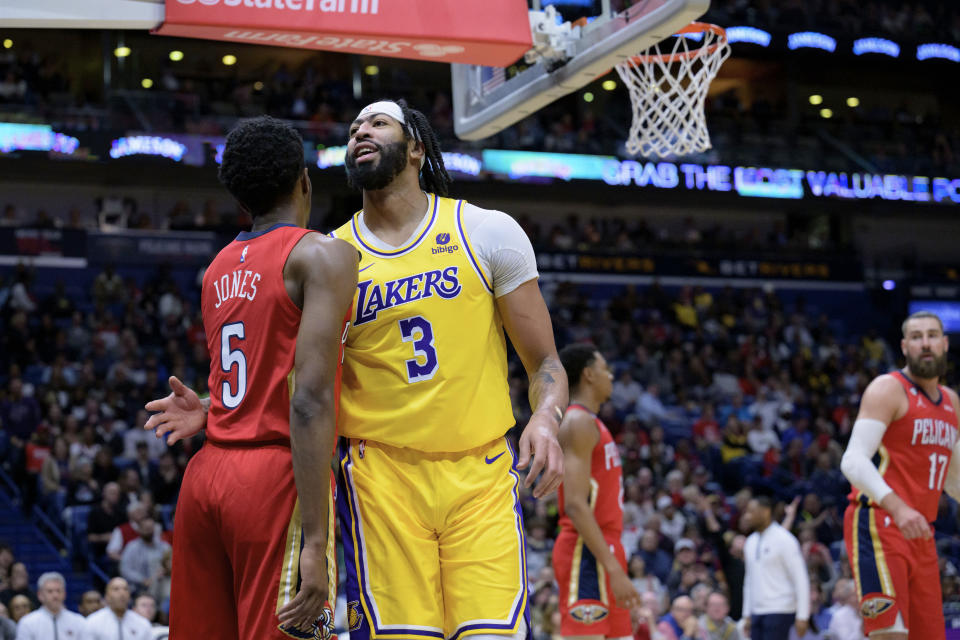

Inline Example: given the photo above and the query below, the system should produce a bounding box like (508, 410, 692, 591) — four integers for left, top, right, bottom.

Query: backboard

(452, 0, 710, 141)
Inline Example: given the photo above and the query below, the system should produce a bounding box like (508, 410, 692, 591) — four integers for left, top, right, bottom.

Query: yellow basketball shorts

(336, 436, 529, 640)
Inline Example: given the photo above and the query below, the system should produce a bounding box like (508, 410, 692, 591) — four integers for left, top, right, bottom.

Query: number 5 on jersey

(221, 322, 247, 408)
(398, 316, 438, 383)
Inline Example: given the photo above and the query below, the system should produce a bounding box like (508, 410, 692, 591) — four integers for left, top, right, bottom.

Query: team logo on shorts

(861, 596, 895, 619)
(348, 601, 364, 631)
(570, 603, 608, 624)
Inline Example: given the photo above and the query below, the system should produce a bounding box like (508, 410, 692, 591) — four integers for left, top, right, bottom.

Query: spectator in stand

(78, 590, 104, 616)
(825, 579, 861, 640)
(657, 595, 700, 640)
(0, 563, 37, 609)
(92, 264, 124, 306)
(131, 442, 158, 491)
(629, 555, 666, 606)
(65, 457, 100, 507)
(611, 369, 643, 415)
(117, 468, 142, 508)
(660, 497, 687, 544)
(700, 591, 741, 640)
(13, 572, 87, 639)
(746, 416, 779, 456)
(38, 436, 69, 520)
(807, 582, 832, 636)
(87, 482, 124, 562)
(692, 405, 721, 446)
(85, 577, 153, 640)
(1, 378, 40, 471)
(119, 515, 171, 595)
(6, 595, 31, 624)
(639, 528, 673, 584)
(0, 602, 14, 640)
(636, 383, 669, 425)
(667, 538, 698, 597)
(149, 550, 172, 622)
(742, 496, 810, 640)
(106, 500, 159, 563)
(0, 545, 13, 591)
(133, 594, 157, 624)
(634, 590, 663, 640)
(124, 410, 167, 461)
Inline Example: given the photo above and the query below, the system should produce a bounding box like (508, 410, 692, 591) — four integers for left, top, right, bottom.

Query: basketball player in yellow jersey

(144, 99, 567, 640)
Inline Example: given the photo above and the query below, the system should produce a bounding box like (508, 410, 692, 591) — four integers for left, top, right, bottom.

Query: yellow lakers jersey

(332, 193, 515, 452)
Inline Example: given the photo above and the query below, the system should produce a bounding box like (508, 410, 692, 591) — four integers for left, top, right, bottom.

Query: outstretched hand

(144, 376, 206, 446)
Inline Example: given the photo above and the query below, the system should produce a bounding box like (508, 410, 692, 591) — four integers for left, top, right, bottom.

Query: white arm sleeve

(840, 418, 895, 504)
(459, 203, 539, 298)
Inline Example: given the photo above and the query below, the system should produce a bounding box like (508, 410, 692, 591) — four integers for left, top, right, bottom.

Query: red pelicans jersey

(849, 370, 959, 521)
(558, 404, 624, 536)
(202, 223, 341, 445)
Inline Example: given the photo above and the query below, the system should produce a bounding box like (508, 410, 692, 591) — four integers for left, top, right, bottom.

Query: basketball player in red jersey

(554, 344, 640, 637)
(840, 311, 959, 640)
(144, 116, 357, 639)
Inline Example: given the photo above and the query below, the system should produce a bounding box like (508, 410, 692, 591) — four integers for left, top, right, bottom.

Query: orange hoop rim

(626, 22, 727, 65)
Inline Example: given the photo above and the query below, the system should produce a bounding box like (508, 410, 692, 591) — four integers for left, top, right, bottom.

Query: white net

(614, 24, 730, 158)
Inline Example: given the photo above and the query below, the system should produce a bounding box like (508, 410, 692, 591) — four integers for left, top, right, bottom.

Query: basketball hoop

(614, 22, 730, 158)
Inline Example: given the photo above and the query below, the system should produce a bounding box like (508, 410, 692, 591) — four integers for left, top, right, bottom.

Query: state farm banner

(156, 0, 532, 66)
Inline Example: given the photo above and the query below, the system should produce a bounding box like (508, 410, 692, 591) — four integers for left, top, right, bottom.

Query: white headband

(355, 100, 424, 168)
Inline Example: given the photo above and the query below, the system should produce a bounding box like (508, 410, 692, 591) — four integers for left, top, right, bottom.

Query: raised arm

(277, 235, 357, 632)
(497, 279, 567, 498)
(559, 409, 640, 609)
(840, 374, 929, 539)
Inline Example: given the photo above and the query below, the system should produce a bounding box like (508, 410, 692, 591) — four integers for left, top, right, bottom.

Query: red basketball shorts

(553, 529, 632, 637)
(844, 501, 943, 639)
(169, 443, 336, 640)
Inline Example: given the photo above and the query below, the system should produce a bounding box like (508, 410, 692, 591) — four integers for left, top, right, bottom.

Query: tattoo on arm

(528, 356, 564, 413)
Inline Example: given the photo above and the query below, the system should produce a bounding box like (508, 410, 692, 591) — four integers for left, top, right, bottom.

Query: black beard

(345, 140, 409, 191)
(906, 351, 948, 379)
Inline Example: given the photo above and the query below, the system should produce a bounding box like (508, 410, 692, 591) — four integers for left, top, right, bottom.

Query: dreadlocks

(396, 98, 452, 197)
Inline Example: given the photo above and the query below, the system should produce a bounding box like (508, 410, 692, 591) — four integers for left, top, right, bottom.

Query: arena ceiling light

(141, 78, 153, 89)
(583, 92, 594, 103)
(2, 39, 12, 49)
(917, 43, 960, 62)
(787, 32, 836, 52)
(169, 50, 184, 62)
(602, 80, 617, 91)
(222, 54, 237, 66)
(846, 97, 860, 108)
(364, 65, 379, 76)
(853, 37, 899, 57)
(114, 46, 131, 58)
(725, 26, 771, 47)
(808, 95, 823, 106)
(820, 108, 833, 119)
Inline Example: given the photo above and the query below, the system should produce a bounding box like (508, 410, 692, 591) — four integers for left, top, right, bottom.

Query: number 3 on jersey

(220, 322, 247, 408)
(398, 316, 438, 383)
